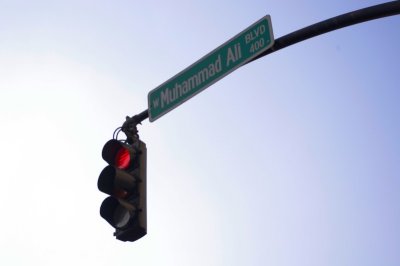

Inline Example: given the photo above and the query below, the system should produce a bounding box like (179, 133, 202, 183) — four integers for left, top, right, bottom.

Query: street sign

(148, 15, 274, 122)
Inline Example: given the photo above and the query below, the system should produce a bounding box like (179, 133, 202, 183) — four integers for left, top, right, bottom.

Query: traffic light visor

(100, 197, 136, 229)
(102, 139, 135, 170)
(98, 165, 137, 198)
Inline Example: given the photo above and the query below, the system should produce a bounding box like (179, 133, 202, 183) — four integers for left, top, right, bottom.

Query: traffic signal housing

(98, 139, 147, 242)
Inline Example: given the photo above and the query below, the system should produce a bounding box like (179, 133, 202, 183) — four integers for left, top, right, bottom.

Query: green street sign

(148, 15, 274, 122)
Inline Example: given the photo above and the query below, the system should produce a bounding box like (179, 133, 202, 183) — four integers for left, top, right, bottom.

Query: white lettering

(152, 97, 160, 108)
(161, 88, 170, 108)
(226, 47, 236, 66)
(245, 25, 266, 44)
(158, 54, 223, 108)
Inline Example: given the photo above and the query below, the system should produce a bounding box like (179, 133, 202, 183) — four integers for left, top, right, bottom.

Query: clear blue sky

(0, 1, 399, 265)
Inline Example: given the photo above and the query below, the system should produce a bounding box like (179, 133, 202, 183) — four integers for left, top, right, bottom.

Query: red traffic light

(115, 147, 130, 169)
(102, 139, 137, 170)
(98, 138, 147, 242)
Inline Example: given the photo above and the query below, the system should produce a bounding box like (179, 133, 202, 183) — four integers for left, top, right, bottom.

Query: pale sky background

(0, 1, 399, 265)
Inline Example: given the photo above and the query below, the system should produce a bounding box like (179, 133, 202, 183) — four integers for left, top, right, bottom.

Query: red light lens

(115, 147, 131, 169)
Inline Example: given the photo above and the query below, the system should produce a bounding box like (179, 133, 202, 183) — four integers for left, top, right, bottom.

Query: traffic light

(98, 138, 147, 242)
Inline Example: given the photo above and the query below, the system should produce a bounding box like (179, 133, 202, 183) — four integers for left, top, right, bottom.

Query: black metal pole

(250, 1, 400, 62)
(135, 109, 149, 123)
(133, 1, 400, 124)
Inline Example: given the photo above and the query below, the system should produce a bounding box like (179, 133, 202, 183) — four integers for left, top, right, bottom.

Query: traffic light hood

(102, 139, 137, 170)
